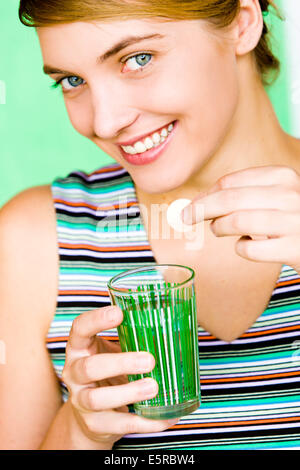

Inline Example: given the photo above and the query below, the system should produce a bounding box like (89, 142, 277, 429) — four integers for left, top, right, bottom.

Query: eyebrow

(43, 33, 165, 75)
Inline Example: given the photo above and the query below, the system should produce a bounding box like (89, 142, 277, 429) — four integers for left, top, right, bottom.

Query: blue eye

(51, 53, 152, 93)
(60, 76, 85, 90)
(52, 75, 86, 91)
(125, 53, 152, 71)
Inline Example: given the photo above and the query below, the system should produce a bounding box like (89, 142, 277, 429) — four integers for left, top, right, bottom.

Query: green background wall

(0, 0, 289, 208)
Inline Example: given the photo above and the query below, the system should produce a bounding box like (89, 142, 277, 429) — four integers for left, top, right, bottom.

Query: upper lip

(116, 121, 175, 147)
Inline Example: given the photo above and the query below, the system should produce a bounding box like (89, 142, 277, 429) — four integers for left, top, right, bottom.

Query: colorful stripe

(48, 163, 300, 449)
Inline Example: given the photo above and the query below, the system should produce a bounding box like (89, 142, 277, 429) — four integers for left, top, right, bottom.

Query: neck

(188, 72, 286, 191)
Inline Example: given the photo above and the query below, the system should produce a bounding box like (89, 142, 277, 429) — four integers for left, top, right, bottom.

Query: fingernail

(139, 378, 157, 394)
(181, 204, 193, 225)
(137, 353, 154, 372)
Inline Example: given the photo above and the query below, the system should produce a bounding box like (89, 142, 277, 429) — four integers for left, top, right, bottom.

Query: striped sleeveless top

(48, 163, 300, 450)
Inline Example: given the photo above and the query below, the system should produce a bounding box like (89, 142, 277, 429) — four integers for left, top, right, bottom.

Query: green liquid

(116, 284, 201, 419)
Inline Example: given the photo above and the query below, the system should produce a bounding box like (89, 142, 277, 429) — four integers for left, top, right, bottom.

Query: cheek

(147, 44, 239, 132)
(188, 49, 239, 143)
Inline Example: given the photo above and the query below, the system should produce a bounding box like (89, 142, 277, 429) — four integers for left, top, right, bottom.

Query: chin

(131, 163, 193, 195)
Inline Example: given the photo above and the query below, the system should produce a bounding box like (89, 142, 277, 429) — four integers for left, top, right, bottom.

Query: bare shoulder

(1, 184, 56, 225)
(0, 184, 58, 334)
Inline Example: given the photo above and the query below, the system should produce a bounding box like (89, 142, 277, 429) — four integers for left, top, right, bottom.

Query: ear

(235, 0, 264, 56)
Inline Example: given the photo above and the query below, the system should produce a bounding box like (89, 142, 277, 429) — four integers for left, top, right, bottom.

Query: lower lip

(119, 121, 177, 166)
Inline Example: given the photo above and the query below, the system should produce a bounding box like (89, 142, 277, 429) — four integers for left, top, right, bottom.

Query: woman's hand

(182, 165, 300, 274)
(62, 306, 178, 450)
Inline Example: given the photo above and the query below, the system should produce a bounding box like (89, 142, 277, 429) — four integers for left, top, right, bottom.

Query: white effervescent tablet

(166, 198, 193, 233)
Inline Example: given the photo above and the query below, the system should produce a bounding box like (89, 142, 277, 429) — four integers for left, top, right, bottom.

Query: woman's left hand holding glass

(182, 165, 300, 274)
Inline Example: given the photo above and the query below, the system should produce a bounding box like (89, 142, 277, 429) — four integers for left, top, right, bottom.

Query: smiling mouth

(118, 121, 176, 156)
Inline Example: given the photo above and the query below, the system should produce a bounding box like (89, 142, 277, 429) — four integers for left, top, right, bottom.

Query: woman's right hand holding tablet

(62, 306, 178, 449)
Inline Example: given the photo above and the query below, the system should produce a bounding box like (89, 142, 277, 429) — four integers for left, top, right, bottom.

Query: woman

(0, 0, 300, 450)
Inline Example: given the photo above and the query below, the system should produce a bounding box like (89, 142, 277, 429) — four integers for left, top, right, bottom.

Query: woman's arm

(0, 185, 62, 449)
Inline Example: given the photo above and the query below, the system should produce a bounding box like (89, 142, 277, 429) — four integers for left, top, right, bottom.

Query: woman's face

(38, 18, 240, 194)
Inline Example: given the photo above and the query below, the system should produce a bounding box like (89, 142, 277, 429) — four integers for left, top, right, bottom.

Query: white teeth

(134, 141, 147, 153)
(121, 122, 175, 155)
(123, 145, 136, 155)
(151, 132, 161, 144)
(144, 137, 154, 149)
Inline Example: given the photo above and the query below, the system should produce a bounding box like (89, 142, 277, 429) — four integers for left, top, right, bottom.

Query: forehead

(38, 18, 180, 46)
(37, 18, 207, 70)
(36, 17, 209, 52)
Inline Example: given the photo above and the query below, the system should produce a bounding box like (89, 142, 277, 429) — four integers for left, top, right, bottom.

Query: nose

(91, 78, 138, 140)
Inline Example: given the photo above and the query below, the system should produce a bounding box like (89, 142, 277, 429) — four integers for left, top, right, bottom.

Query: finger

(210, 210, 300, 238)
(68, 306, 123, 350)
(183, 185, 300, 224)
(207, 165, 300, 192)
(77, 378, 159, 411)
(83, 409, 179, 436)
(71, 351, 155, 385)
(235, 235, 300, 265)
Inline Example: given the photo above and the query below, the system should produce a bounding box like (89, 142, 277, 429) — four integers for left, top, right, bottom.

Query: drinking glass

(107, 264, 201, 420)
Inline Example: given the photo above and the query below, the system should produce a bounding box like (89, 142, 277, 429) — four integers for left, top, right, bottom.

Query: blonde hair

(19, 0, 280, 85)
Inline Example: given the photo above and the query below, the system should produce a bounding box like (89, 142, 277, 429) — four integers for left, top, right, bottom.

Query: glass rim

(107, 263, 195, 296)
